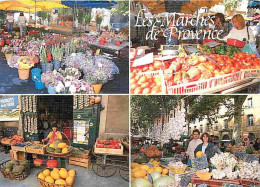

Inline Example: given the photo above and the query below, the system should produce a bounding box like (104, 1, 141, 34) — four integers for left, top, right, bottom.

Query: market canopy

(134, 0, 223, 14)
(0, 0, 69, 13)
(60, 0, 117, 8)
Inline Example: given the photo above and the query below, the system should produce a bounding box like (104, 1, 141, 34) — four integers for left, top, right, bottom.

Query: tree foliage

(111, 0, 129, 15)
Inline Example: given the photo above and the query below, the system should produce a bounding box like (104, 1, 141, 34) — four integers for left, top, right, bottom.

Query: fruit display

(141, 145, 161, 158)
(130, 72, 165, 94)
(196, 168, 212, 181)
(131, 160, 169, 185)
(0, 160, 30, 180)
(96, 139, 121, 149)
(1, 135, 24, 145)
(130, 49, 260, 94)
(37, 168, 76, 187)
(46, 140, 73, 155)
(34, 159, 44, 167)
(168, 161, 187, 174)
(200, 43, 241, 57)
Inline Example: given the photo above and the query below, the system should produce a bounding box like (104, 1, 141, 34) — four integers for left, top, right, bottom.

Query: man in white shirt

(6, 12, 14, 34)
(185, 129, 202, 166)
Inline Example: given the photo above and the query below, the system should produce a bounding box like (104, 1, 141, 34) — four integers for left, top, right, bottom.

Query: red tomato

(135, 74, 141, 81)
(141, 82, 150, 89)
(251, 54, 257, 58)
(142, 88, 151, 94)
(130, 72, 135, 79)
(130, 83, 138, 90)
(139, 76, 147, 83)
(130, 78, 137, 84)
(223, 67, 231, 74)
(153, 61, 161, 70)
(206, 62, 216, 71)
(142, 66, 149, 72)
(134, 87, 143, 94)
(151, 86, 161, 94)
(199, 56, 207, 63)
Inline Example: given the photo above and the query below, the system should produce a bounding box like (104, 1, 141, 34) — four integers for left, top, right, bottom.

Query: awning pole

(35, 0, 36, 26)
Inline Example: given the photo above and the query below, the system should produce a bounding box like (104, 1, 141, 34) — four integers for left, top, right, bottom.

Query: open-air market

(0, 0, 129, 94)
(130, 0, 260, 94)
(131, 95, 260, 187)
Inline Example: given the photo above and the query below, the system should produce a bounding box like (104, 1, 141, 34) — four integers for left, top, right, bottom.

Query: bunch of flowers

(45, 40, 58, 52)
(1, 45, 14, 54)
(84, 68, 112, 84)
(41, 70, 64, 87)
(7, 55, 20, 68)
(55, 79, 94, 94)
(58, 68, 81, 81)
(26, 40, 42, 56)
(63, 53, 86, 69)
(17, 56, 34, 70)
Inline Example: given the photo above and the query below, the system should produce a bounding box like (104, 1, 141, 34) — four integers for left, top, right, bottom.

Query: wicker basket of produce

(37, 167, 76, 187)
(168, 165, 187, 174)
(0, 160, 30, 180)
(46, 133, 73, 158)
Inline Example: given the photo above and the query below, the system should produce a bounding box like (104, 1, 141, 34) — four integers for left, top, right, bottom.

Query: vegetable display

(96, 140, 121, 149)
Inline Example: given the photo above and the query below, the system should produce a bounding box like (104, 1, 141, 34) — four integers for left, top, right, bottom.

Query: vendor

(223, 14, 255, 43)
(29, 16, 34, 25)
(6, 12, 14, 34)
(194, 133, 215, 160)
(185, 129, 203, 166)
(165, 22, 179, 45)
(42, 124, 62, 144)
(18, 12, 27, 37)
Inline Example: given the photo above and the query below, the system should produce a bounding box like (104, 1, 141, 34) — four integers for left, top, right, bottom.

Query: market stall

(130, 0, 260, 94)
(0, 95, 129, 187)
(0, 0, 129, 94)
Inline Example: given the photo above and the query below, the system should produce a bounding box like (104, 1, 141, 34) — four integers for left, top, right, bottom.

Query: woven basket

(46, 132, 73, 158)
(0, 160, 30, 180)
(168, 165, 187, 174)
(37, 168, 76, 187)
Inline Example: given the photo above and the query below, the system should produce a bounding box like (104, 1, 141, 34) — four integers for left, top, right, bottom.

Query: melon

(153, 176, 175, 187)
(131, 178, 152, 187)
(162, 168, 168, 175)
(68, 170, 75, 177)
(59, 168, 68, 179)
(154, 167, 163, 173)
(45, 176, 54, 184)
(55, 179, 67, 185)
(133, 170, 146, 178)
(151, 172, 161, 182)
(42, 169, 50, 176)
(140, 165, 150, 171)
(54, 140, 62, 149)
(65, 176, 74, 185)
(57, 143, 67, 149)
(38, 173, 45, 180)
(196, 151, 204, 158)
(51, 170, 60, 180)
(147, 167, 155, 175)
(49, 143, 55, 149)
(62, 147, 68, 153)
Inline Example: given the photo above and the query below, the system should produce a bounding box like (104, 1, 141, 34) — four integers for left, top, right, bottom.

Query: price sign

(191, 156, 208, 170)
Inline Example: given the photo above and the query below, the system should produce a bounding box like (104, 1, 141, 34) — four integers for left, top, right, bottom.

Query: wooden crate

(11, 145, 26, 152)
(94, 142, 123, 155)
(191, 176, 240, 187)
(72, 150, 90, 159)
(26, 146, 46, 155)
(69, 157, 90, 168)
(239, 179, 260, 187)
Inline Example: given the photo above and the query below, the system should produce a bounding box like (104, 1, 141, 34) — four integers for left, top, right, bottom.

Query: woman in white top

(18, 12, 27, 37)
(6, 12, 14, 34)
(223, 14, 255, 43)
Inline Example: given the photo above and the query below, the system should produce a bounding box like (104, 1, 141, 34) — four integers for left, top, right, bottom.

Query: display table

(191, 176, 240, 186)
(50, 25, 73, 35)
(88, 41, 129, 57)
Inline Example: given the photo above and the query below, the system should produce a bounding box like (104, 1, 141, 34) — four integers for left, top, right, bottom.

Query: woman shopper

(223, 14, 255, 43)
(6, 12, 14, 34)
(18, 12, 27, 37)
(194, 133, 215, 160)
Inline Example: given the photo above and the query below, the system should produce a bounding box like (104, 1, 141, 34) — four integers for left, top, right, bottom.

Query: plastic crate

(167, 71, 243, 94)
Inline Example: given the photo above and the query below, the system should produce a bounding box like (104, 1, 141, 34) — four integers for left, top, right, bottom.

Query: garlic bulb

(210, 153, 230, 170)
(238, 161, 260, 180)
(212, 169, 226, 179)
(169, 161, 186, 167)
